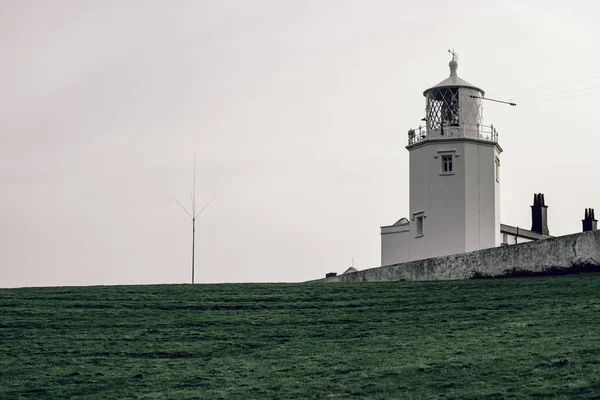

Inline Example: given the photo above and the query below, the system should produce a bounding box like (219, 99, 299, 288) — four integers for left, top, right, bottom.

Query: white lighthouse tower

(381, 54, 502, 265)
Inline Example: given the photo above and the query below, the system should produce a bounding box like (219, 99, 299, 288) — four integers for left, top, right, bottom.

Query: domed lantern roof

(423, 58, 485, 97)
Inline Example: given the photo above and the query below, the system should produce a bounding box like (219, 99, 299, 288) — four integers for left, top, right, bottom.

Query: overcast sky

(2, 0, 600, 288)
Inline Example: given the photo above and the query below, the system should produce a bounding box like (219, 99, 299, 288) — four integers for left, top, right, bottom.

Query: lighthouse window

(416, 215, 424, 237)
(426, 87, 460, 131)
(495, 157, 500, 183)
(442, 90, 460, 127)
(442, 154, 453, 173)
(413, 212, 425, 238)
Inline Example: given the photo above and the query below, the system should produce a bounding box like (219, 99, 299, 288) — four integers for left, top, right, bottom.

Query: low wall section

(318, 230, 600, 282)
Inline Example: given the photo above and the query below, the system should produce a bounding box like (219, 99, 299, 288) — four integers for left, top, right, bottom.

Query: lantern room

(408, 57, 498, 145)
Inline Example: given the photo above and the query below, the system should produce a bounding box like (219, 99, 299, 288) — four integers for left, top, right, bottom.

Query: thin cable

(172, 197, 193, 219)
(518, 85, 600, 101)
(490, 75, 600, 96)
(195, 196, 216, 219)
(520, 90, 600, 105)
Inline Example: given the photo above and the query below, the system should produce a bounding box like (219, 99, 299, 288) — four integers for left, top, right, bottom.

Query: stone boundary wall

(316, 230, 600, 283)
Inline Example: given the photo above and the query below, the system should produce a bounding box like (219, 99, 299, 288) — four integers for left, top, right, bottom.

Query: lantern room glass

(426, 87, 460, 131)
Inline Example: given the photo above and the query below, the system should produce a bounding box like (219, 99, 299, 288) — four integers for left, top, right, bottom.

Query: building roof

(342, 267, 359, 274)
(423, 59, 484, 96)
(380, 217, 411, 230)
(393, 217, 409, 226)
(500, 224, 553, 241)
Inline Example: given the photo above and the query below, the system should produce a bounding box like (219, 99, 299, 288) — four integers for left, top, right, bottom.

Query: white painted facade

(502, 233, 534, 245)
(381, 219, 410, 266)
(500, 224, 545, 246)
(382, 57, 503, 265)
(407, 139, 501, 260)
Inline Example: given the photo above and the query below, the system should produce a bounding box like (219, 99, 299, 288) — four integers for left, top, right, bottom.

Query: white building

(381, 56, 551, 266)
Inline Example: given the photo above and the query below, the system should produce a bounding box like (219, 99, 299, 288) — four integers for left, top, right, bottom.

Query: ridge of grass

(2, 274, 600, 399)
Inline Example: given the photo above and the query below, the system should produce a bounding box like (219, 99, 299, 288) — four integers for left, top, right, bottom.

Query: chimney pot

(583, 208, 598, 232)
(531, 193, 549, 235)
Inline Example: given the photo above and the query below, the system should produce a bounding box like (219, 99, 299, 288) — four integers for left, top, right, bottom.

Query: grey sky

(2, 0, 599, 287)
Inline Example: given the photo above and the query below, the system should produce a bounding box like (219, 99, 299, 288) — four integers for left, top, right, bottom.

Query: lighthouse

(381, 54, 502, 265)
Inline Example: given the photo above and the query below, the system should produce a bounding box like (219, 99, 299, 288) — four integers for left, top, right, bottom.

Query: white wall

(328, 231, 600, 283)
(381, 225, 410, 266)
(407, 139, 501, 261)
(502, 232, 534, 245)
(409, 141, 466, 260)
(464, 141, 501, 252)
(494, 152, 502, 248)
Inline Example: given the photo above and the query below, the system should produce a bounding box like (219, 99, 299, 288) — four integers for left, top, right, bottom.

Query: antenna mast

(470, 95, 516, 106)
(172, 154, 216, 284)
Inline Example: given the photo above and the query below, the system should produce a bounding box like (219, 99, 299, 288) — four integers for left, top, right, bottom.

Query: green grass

(2, 275, 600, 399)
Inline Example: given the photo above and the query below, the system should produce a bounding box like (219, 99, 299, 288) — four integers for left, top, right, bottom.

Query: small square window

(442, 154, 453, 173)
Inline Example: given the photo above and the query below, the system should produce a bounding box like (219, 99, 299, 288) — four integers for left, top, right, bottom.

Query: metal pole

(469, 95, 516, 106)
(173, 156, 215, 285)
(192, 217, 196, 284)
(193, 154, 196, 284)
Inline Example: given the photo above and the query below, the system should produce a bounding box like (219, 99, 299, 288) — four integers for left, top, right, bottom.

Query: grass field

(2, 274, 600, 399)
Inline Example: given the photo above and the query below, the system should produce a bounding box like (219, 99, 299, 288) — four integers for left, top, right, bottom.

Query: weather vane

(448, 49, 459, 62)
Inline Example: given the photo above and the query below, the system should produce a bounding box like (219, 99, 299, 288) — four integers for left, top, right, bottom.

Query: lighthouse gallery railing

(407, 123, 499, 146)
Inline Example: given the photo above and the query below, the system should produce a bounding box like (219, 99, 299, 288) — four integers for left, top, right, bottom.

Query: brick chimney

(531, 193, 549, 235)
(582, 208, 598, 232)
